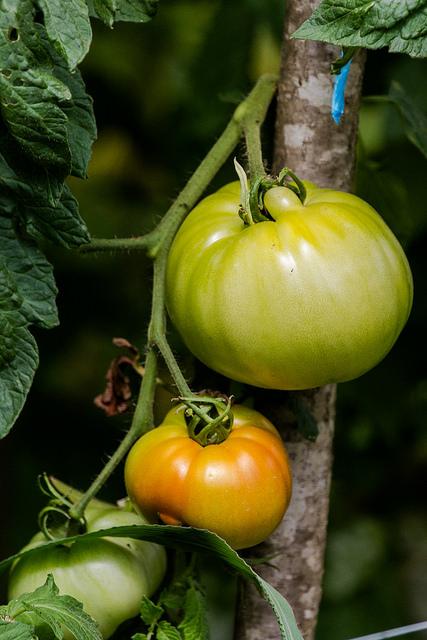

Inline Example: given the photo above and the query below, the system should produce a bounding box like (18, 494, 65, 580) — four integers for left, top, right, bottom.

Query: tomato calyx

(247, 168, 306, 223)
(235, 162, 306, 226)
(178, 395, 234, 446)
(37, 474, 86, 540)
(276, 167, 307, 204)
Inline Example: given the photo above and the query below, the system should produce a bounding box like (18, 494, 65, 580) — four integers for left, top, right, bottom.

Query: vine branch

(79, 74, 278, 257)
(68, 74, 278, 523)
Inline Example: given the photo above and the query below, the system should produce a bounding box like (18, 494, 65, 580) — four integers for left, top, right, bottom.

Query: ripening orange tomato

(125, 404, 292, 549)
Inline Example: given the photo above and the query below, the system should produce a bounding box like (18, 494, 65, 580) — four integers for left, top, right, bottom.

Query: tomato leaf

(37, 0, 92, 70)
(0, 3, 72, 174)
(178, 582, 208, 640)
(53, 64, 97, 180)
(389, 82, 427, 159)
(292, 0, 427, 58)
(26, 184, 90, 249)
(0, 71, 71, 172)
(0, 205, 52, 436)
(0, 0, 157, 437)
(138, 597, 164, 627)
(87, 0, 158, 24)
(114, 0, 158, 23)
(0, 526, 303, 640)
(4, 575, 102, 640)
(0, 328, 39, 439)
(0, 207, 58, 329)
(0, 620, 36, 640)
(90, 0, 117, 26)
(155, 621, 182, 640)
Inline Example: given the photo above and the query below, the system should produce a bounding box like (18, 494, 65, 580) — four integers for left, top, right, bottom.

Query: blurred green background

(1, 1, 426, 638)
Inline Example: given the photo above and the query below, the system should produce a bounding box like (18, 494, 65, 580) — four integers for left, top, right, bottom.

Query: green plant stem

(148, 240, 193, 396)
(69, 74, 278, 521)
(238, 74, 277, 181)
(245, 122, 266, 181)
(79, 235, 155, 254)
(79, 74, 278, 256)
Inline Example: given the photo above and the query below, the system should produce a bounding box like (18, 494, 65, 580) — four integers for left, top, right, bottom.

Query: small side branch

(79, 235, 155, 254)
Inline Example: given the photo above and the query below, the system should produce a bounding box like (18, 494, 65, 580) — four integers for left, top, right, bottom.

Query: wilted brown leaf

(94, 338, 143, 417)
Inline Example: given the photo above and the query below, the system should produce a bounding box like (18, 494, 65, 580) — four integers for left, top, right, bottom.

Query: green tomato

(8, 497, 166, 639)
(166, 181, 413, 390)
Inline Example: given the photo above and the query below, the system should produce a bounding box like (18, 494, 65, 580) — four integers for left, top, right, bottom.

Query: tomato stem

(245, 121, 266, 182)
(69, 75, 278, 520)
(79, 74, 278, 255)
(182, 396, 234, 446)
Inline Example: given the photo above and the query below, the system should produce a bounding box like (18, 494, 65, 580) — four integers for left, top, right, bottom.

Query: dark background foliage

(1, 1, 426, 638)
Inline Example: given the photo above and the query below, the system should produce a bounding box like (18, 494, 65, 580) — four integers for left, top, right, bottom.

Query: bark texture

(235, 2, 366, 639)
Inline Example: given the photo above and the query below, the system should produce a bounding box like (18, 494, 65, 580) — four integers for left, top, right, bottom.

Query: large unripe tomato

(125, 404, 292, 550)
(165, 181, 413, 390)
(8, 498, 167, 639)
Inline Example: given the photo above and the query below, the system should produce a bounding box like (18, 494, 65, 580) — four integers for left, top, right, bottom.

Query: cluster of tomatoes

(9, 178, 413, 637)
(126, 177, 412, 548)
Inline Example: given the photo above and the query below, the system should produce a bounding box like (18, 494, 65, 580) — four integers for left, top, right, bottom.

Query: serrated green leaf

(0, 205, 58, 329)
(389, 81, 427, 158)
(26, 24, 97, 179)
(55, 67, 96, 179)
(24, 593, 101, 640)
(27, 184, 90, 248)
(92, 0, 117, 27)
(0, 327, 38, 438)
(0, 620, 35, 640)
(139, 596, 164, 627)
(6, 574, 59, 620)
(9, 19, 97, 179)
(0, 7, 93, 232)
(178, 584, 208, 640)
(0, 262, 23, 368)
(0, 0, 95, 438)
(8, 575, 102, 640)
(132, 634, 148, 640)
(158, 592, 184, 613)
(0, 71, 71, 171)
(292, 0, 427, 58)
(115, 0, 158, 22)
(0, 4, 73, 174)
(0, 526, 303, 640)
(37, 0, 92, 70)
(87, 0, 158, 23)
(156, 621, 181, 640)
(0, 227, 48, 437)
(257, 577, 302, 640)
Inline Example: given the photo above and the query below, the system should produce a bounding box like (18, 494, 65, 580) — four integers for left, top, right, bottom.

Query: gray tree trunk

(235, 1, 366, 638)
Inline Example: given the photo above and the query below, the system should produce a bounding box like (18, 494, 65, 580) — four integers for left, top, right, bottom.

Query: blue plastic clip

(331, 59, 352, 125)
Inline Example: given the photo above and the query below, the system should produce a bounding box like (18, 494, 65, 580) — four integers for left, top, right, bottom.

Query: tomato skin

(125, 404, 292, 550)
(165, 181, 413, 390)
(8, 499, 167, 639)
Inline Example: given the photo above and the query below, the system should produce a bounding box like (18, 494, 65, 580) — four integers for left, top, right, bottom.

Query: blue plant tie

(331, 59, 352, 125)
